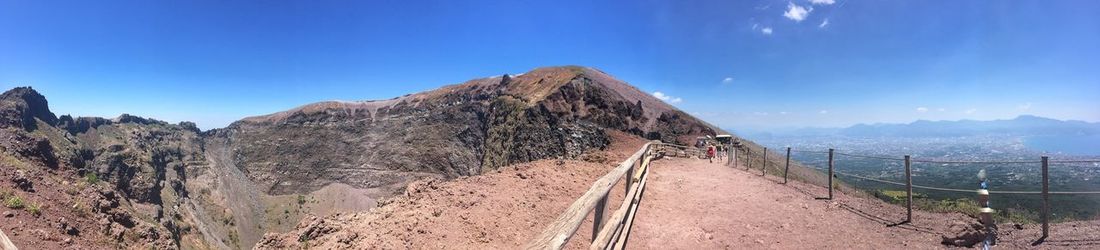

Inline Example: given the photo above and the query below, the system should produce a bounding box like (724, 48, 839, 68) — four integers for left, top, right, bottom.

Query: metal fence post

(905, 155, 912, 222)
(1042, 156, 1050, 239)
(828, 148, 834, 200)
(762, 147, 768, 176)
(784, 147, 791, 184)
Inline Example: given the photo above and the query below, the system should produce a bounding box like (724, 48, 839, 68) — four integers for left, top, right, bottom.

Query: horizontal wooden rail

(0, 229, 16, 250)
(527, 142, 654, 250)
(591, 154, 653, 249)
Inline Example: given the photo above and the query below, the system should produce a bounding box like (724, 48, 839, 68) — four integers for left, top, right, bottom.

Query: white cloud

(783, 2, 812, 22)
(753, 112, 769, 116)
(1018, 102, 1033, 111)
(652, 91, 683, 104)
(819, 110, 829, 114)
(937, 108, 946, 112)
(761, 27, 773, 35)
(819, 18, 829, 28)
(965, 108, 978, 114)
(810, 0, 836, 5)
(779, 111, 789, 115)
(916, 107, 928, 113)
(722, 77, 734, 84)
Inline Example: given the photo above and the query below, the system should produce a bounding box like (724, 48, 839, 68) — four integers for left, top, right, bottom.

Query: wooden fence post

(828, 148, 834, 200)
(748, 148, 756, 171)
(1041, 156, 1049, 239)
(732, 146, 738, 168)
(762, 147, 768, 176)
(626, 163, 634, 197)
(593, 195, 607, 243)
(784, 147, 791, 184)
(905, 155, 912, 222)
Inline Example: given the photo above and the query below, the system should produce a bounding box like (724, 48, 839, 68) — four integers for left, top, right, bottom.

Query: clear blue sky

(2, 0, 1098, 130)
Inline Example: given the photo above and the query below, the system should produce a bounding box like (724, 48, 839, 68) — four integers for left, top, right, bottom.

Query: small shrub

(84, 172, 99, 184)
(296, 195, 306, 206)
(0, 189, 11, 200)
(71, 200, 90, 217)
(5, 196, 25, 209)
(26, 202, 41, 216)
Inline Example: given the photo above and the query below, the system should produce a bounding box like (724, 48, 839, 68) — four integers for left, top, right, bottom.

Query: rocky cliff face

(0, 66, 720, 249)
(223, 66, 717, 196)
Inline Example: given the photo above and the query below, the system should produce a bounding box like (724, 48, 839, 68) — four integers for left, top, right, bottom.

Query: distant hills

(742, 115, 1100, 138)
(841, 115, 1100, 137)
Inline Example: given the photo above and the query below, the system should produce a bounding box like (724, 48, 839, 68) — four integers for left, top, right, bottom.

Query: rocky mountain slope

(0, 66, 721, 249)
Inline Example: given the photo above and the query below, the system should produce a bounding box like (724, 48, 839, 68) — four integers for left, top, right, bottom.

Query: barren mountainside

(0, 66, 721, 249)
(219, 66, 718, 195)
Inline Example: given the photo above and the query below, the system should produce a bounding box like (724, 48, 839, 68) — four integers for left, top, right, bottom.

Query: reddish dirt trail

(630, 157, 951, 249)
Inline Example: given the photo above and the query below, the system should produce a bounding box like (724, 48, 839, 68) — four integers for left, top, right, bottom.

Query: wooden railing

(528, 142, 677, 250)
(0, 229, 16, 250)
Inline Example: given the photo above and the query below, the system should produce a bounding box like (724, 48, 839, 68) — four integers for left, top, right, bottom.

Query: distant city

(738, 115, 1100, 221)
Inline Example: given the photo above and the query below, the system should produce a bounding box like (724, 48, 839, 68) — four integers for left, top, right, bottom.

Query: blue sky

(1, 0, 1098, 130)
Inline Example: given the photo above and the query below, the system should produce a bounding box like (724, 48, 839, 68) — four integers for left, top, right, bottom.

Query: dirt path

(630, 157, 955, 249)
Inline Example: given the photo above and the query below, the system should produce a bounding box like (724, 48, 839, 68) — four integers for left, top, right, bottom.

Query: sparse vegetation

(873, 189, 1038, 224)
(297, 194, 306, 206)
(27, 202, 41, 216)
(0, 189, 12, 200)
(5, 195, 25, 209)
(71, 198, 90, 217)
(1, 153, 31, 170)
(84, 172, 100, 184)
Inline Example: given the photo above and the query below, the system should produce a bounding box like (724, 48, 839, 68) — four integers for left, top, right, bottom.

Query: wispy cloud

(722, 77, 734, 84)
(818, 18, 829, 28)
(783, 2, 812, 22)
(761, 27, 773, 35)
(810, 0, 836, 5)
(819, 110, 829, 114)
(652, 91, 683, 104)
(965, 108, 978, 114)
(916, 107, 928, 113)
(779, 111, 789, 115)
(753, 112, 769, 116)
(937, 108, 946, 112)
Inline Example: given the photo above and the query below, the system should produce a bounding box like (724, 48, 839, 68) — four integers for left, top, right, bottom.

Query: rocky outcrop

(0, 87, 59, 131)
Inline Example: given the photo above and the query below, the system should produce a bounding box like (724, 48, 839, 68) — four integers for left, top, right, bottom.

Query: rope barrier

(909, 159, 1042, 164)
(1048, 159, 1100, 163)
(831, 170, 1100, 195)
(834, 152, 905, 161)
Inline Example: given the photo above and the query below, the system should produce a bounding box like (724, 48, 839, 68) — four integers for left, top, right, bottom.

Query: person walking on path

(706, 146, 716, 163)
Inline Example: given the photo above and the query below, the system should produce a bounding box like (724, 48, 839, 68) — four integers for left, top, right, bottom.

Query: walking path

(629, 157, 953, 249)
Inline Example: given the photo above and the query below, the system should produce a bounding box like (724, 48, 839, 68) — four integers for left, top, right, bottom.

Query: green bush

(26, 202, 41, 216)
(84, 172, 99, 184)
(5, 196, 25, 209)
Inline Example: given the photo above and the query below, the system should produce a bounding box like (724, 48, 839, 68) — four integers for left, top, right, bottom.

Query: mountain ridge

(0, 65, 723, 249)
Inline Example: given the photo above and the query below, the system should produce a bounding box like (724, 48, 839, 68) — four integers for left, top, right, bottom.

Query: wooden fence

(0, 229, 16, 250)
(528, 142, 688, 250)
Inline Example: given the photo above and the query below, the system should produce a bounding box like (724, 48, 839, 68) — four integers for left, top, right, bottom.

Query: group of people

(705, 144, 726, 163)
